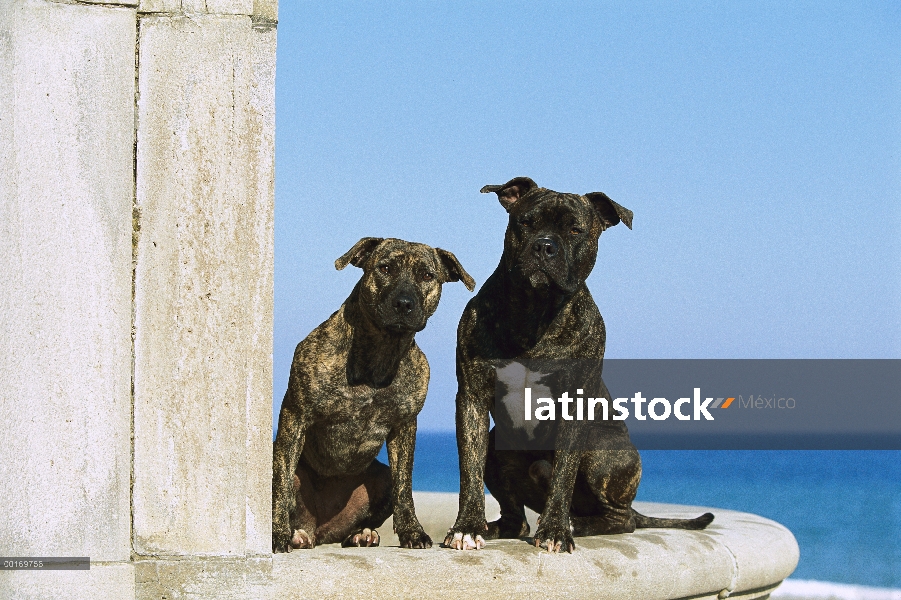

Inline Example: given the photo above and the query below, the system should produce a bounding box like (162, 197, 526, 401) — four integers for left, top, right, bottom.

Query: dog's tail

(631, 508, 714, 530)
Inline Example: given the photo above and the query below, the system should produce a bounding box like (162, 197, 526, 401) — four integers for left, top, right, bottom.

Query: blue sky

(273, 2, 900, 432)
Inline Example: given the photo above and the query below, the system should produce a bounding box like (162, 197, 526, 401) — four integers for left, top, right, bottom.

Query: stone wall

(0, 1, 276, 598)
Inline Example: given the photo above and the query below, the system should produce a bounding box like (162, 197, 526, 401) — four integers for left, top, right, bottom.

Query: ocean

(379, 431, 901, 588)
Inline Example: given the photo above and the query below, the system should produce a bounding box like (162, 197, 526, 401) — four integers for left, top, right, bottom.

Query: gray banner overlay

(0, 557, 90, 570)
(492, 359, 901, 450)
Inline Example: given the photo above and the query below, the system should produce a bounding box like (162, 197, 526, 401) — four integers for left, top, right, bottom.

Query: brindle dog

(272, 237, 474, 553)
(444, 177, 712, 553)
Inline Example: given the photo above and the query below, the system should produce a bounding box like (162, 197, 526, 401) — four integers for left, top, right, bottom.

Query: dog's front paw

(342, 528, 379, 547)
(443, 518, 488, 550)
(272, 524, 294, 553)
(533, 516, 575, 553)
(396, 525, 432, 549)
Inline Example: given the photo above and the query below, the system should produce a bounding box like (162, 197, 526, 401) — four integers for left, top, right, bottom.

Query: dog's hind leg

(295, 459, 392, 547)
(570, 446, 644, 536)
(576, 445, 714, 533)
(568, 513, 634, 536)
(339, 459, 393, 547)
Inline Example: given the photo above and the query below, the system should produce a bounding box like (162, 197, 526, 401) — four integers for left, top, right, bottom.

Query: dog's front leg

(444, 386, 491, 550)
(387, 419, 431, 548)
(533, 447, 580, 553)
(272, 396, 310, 552)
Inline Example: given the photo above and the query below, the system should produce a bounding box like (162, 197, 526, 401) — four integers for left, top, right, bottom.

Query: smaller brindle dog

(272, 237, 474, 552)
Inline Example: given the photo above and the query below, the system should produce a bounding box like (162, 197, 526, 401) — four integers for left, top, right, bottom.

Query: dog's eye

(378, 265, 390, 275)
(423, 272, 435, 282)
(570, 227, 584, 236)
(519, 219, 533, 229)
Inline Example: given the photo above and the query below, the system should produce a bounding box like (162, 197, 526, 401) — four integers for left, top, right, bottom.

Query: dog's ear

(585, 192, 633, 230)
(436, 248, 476, 291)
(335, 237, 385, 270)
(480, 177, 538, 211)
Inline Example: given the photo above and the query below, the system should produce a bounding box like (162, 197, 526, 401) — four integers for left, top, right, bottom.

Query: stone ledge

(0, 497, 797, 600)
(134, 556, 271, 600)
(273, 492, 799, 600)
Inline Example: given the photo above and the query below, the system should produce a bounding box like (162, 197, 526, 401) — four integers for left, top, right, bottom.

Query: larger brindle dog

(445, 178, 712, 553)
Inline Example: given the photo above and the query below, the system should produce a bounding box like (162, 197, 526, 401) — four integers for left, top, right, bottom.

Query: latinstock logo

(493, 358, 899, 451)
(521, 388, 793, 422)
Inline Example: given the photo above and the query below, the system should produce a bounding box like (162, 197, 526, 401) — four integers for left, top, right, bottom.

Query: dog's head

(481, 177, 632, 294)
(335, 237, 475, 333)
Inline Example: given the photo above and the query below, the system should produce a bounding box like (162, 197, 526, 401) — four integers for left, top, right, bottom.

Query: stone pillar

(131, 1, 276, 598)
(0, 1, 138, 598)
(0, 0, 276, 597)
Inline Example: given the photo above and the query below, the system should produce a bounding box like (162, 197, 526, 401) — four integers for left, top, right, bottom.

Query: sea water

(383, 431, 901, 587)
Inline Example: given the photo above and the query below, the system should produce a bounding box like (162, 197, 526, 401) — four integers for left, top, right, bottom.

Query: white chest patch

(495, 361, 554, 441)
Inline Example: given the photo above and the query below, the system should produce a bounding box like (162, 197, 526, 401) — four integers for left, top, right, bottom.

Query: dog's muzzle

(532, 237, 559, 259)
(520, 236, 565, 288)
(380, 290, 426, 332)
(393, 294, 415, 315)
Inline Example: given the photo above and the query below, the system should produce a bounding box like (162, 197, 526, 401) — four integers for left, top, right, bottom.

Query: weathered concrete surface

(0, 2, 137, 598)
(133, 12, 274, 559)
(134, 556, 272, 600)
(0, 0, 135, 565)
(81, 0, 138, 6)
(273, 493, 799, 600)
(253, 0, 277, 23)
(2, 564, 136, 600)
(138, 0, 253, 15)
(82, 0, 138, 5)
(245, 17, 277, 558)
(0, 0, 276, 597)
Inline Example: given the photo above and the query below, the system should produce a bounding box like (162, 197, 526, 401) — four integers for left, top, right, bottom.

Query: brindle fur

(445, 178, 713, 553)
(273, 237, 475, 552)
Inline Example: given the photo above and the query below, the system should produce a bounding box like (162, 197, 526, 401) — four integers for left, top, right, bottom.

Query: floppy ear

(436, 248, 476, 291)
(480, 177, 538, 211)
(335, 237, 385, 270)
(585, 192, 633, 230)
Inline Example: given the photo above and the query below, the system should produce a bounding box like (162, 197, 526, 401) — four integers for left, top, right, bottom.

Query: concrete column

(1, 0, 275, 597)
(131, 1, 276, 597)
(246, 8, 278, 561)
(0, 1, 137, 598)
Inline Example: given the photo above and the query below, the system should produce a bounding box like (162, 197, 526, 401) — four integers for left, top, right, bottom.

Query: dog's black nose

(532, 237, 558, 259)
(393, 294, 415, 315)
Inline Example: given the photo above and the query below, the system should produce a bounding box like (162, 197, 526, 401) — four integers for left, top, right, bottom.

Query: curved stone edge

(273, 493, 799, 600)
(632, 500, 800, 598)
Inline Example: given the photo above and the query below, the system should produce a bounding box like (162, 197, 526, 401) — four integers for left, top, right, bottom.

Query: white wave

(771, 579, 901, 600)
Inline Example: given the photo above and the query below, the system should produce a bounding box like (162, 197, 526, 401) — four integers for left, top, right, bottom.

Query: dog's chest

(321, 383, 419, 423)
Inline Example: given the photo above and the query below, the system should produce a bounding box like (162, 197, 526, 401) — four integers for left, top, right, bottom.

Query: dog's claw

(342, 528, 380, 548)
(397, 527, 432, 549)
(290, 528, 314, 549)
(446, 531, 485, 550)
(533, 520, 575, 554)
(444, 518, 488, 550)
